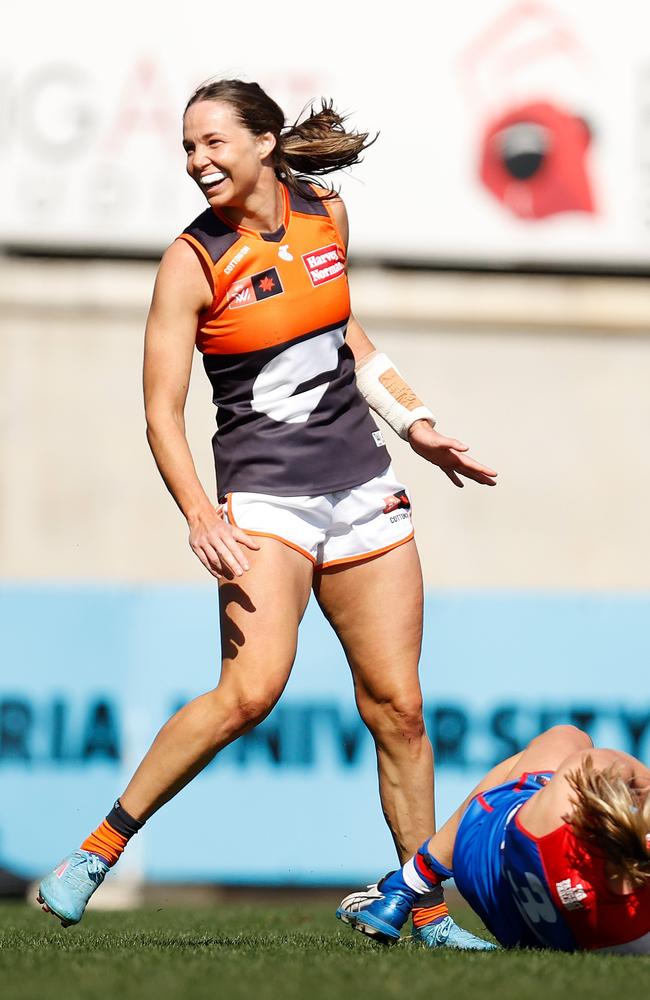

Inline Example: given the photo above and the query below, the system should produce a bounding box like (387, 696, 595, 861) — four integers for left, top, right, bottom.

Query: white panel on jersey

(251, 326, 345, 424)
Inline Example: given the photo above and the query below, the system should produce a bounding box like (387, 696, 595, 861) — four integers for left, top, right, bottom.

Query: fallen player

(337, 725, 650, 952)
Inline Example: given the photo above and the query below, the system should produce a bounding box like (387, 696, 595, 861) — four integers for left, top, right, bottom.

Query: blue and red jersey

(453, 772, 650, 952)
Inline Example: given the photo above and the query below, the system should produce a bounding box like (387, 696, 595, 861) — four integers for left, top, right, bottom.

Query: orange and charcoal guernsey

(178, 181, 390, 498)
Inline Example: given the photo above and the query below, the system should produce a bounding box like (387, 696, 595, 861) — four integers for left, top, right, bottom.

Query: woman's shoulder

(288, 180, 348, 248)
(152, 238, 214, 313)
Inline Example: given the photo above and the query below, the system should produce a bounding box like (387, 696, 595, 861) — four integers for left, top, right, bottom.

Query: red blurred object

(479, 100, 595, 220)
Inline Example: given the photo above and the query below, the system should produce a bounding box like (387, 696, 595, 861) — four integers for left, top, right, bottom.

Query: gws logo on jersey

(278, 244, 293, 262)
(302, 244, 345, 286)
(227, 267, 284, 309)
(383, 490, 411, 515)
(252, 326, 345, 424)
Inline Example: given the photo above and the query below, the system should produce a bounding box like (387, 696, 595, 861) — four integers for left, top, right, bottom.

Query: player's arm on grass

(330, 197, 497, 488)
(143, 240, 259, 578)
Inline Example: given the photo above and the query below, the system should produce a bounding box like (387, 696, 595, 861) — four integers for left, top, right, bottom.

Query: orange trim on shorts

(316, 530, 414, 571)
(226, 494, 316, 565)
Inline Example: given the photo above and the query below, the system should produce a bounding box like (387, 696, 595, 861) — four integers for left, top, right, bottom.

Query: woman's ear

(257, 131, 277, 160)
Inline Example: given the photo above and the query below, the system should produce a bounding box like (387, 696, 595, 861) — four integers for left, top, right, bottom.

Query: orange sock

(81, 819, 129, 866)
(412, 902, 449, 927)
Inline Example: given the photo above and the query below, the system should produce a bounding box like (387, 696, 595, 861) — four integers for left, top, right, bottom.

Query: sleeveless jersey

(178, 182, 390, 498)
(503, 810, 650, 953)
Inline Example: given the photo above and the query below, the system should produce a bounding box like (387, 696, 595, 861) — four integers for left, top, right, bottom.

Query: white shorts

(224, 465, 414, 570)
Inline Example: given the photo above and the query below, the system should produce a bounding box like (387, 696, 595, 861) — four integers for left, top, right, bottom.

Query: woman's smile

(199, 170, 227, 190)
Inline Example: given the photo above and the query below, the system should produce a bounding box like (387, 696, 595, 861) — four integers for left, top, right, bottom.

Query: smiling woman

(183, 79, 373, 210)
(37, 77, 497, 946)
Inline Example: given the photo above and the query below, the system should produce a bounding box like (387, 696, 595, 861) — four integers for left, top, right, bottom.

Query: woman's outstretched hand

(188, 506, 261, 578)
(407, 420, 498, 488)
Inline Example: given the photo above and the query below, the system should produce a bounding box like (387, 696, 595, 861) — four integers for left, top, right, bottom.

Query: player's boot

(335, 877, 391, 926)
(337, 877, 498, 950)
(413, 915, 498, 950)
(38, 849, 110, 927)
(337, 884, 414, 944)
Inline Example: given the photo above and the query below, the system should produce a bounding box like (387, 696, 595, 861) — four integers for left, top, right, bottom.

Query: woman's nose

(192, 146, 213, 170)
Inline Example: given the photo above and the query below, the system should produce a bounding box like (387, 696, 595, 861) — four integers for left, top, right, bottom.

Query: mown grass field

(0, 899, 648, 1000)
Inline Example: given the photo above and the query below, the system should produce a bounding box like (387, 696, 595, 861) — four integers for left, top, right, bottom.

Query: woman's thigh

(503, 725, 593, 782)
(218, 536, 314, 698)
(312, 539, 424, 701)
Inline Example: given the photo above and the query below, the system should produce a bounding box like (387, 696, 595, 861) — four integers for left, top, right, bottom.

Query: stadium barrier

(2, 586, 648, 884)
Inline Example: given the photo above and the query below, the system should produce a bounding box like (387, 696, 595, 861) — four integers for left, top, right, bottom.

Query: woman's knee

(534, 724, 593, 753)
(208, 681, 284, 735)
(359, 691, 426, 744)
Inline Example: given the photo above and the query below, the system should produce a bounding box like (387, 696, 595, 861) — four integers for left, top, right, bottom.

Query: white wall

(1, 258, 648, 589)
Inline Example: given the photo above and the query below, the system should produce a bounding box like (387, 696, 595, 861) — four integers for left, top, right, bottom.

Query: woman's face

(182, 100, 275, 210)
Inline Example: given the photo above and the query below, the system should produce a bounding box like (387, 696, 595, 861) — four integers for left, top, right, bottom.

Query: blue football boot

(38, 850, 110, 926)
(337, 879, 498, 950)
(337, 883, 414, 944)
(413, 915, 498, 950)
(335, 881, 387, 927)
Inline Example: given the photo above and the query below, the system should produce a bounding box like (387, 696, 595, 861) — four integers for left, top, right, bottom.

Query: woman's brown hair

(566, 756, 650, 888)
(184, 79, 376, 198)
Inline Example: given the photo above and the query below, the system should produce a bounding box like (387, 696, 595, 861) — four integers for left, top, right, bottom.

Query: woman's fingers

(458, 455, 498, 478)
(446, 451, 498, 486)
(192, 542, 224, 579)
(445, 469, 465, 488)
(232, 527, 262, 551)
(435, 434, 469, 452)
(214, 537, 251, 576)
(458, 469, 497, 486)
(190, 521, 258, 578)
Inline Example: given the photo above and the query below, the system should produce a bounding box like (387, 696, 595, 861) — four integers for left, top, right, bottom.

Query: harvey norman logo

(302, 244, 345, 286)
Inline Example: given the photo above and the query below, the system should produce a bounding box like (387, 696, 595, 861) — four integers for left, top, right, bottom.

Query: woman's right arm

(143, 239, 259, 578)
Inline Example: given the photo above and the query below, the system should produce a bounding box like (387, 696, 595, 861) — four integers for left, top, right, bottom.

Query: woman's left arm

(331, 198, 498, 488)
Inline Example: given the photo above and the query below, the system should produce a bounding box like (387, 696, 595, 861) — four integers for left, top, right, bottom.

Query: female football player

(38, 79, 496, 945)
(338, 724, 650, 952)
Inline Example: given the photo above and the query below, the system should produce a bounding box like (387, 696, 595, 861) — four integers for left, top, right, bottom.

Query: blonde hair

(566, 756, 650, 888)
(184, 80, 376, 198)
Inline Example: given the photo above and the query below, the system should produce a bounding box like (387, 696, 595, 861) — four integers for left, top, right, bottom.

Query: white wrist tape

(355, 352, 435, 440)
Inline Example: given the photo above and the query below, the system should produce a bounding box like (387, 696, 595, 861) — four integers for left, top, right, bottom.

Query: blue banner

(1, 587, 649, 883)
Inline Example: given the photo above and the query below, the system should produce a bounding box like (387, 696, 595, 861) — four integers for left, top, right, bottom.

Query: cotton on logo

(252, 326, 345, 423)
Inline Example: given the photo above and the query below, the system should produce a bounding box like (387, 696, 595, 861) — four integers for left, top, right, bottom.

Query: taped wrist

(355, 352, 435, 440)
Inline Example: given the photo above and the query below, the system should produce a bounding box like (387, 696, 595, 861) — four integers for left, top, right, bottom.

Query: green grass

(0, 900, 648, 1000)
